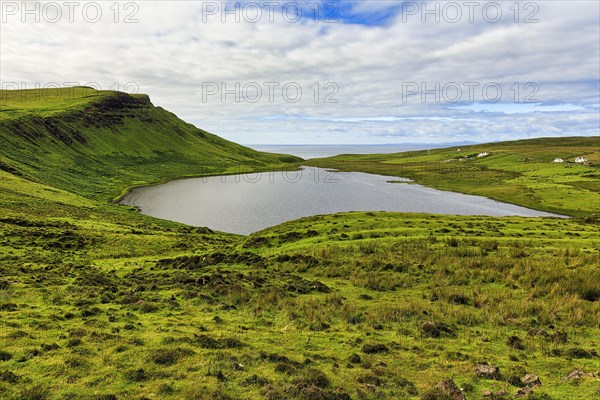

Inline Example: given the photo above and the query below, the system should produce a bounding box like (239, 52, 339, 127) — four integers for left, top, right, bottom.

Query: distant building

(575, 157, 588, 163)
(553, 158, 564, 163)
(456, 149, 462, 152)
(477, 152, 490, 158)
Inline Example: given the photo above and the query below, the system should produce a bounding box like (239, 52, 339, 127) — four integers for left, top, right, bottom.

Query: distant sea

(247, 144, 464, 160)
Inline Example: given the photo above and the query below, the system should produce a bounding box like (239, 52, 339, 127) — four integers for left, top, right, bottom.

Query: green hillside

(0, 87, 300, 201)
(306, 137, 600, 216)
(0, 88, 598, 400)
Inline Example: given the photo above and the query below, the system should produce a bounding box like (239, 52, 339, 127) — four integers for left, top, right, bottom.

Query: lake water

(120, 167, 561, 235)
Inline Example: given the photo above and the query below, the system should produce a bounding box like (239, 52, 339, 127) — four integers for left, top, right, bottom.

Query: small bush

(348, 353, 361, 364)
(40, 343, 60, 352)
(446, 237, 460, 247)
(0, 370, 19, 383)
(507, 335, 525, 350)
(124, 368, 147, 382)
(293, 368, 330, 389)
(565, 348, 595, 359)
(356, 372, 382, 386)
(0, 350, 13, 361)
(362, 343, 389, 354)
(149, 347, 193, 366)
(66, 338, 82, 347)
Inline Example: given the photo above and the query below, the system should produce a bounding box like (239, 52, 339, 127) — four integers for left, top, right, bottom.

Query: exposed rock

(482, 389, 508, 399)
(475, 362, 502, 380)
(521, 374, 541, 387)
(563, 369, 599, 381)
(516, 386, 535, 398)
(433, 379, 466, 400)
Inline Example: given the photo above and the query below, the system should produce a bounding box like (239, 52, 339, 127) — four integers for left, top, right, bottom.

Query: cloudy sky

(1, 1, 599, 144)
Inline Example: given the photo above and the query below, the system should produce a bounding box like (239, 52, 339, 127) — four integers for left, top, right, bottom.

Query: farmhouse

(477, 152, 490, 158)
(575, 157, 588, 163)
(553, 158, 564, 163)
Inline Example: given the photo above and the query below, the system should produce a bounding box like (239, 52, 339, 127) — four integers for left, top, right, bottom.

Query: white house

(553, 158, 564, 163)
(477, 152, 490, 158)
(575, 157, 588, 163)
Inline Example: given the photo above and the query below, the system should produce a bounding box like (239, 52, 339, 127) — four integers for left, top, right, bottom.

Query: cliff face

(0, 92, 154, 145)
(0, 89, 299, 200)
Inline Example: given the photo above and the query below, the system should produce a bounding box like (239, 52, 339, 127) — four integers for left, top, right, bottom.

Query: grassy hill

(0, 88, 598, 399)
(0, 87, 300, 201)
(306, 137, 600, 217)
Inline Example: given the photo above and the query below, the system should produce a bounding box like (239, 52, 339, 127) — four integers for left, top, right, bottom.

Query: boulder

(516, 386, 535, 398)
(482, 389, 508, 399)
(475, 362, 502, 380)
(521, 374, 541, 387)
(434, 380, 466, 400)
(563, 369, 599, 381)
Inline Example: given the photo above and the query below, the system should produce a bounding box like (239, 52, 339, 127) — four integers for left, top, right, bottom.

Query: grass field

(0, 89, 598, 400)
(305, 137, 599, 217)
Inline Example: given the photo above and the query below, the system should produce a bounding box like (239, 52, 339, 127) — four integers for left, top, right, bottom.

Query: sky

(1, 0, 599, 144)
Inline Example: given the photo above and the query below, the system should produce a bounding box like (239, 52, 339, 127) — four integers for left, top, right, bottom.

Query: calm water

(120, 167, 561, 235)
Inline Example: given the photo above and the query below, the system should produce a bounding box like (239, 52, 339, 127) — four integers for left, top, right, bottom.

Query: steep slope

(0, 87, 300, 201)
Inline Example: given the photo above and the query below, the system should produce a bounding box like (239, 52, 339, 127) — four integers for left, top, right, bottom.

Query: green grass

(305, 136, 600, 217)
(0, 88, 300, 201)
(0, 88, 598, 399)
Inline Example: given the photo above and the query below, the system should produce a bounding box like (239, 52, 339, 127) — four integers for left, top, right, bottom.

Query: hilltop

(0, 87, 300, 201)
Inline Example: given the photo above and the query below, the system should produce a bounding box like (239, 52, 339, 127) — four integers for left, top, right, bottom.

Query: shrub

(124, 368, 147, 382)
(565, 348, 595, 359)
(446, 237, 460, 247)
(362, 343, 389, 354)
(0, 370, 19, 383)
(149, 347, 193, 366)
(356, 372, 382, 386)
(507, 335, 525, 350)
(0, 350, 13, 361)
(293, 368, 330, 389)
(348, 353, 361, 364)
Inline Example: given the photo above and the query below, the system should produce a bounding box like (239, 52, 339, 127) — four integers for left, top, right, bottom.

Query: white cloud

(1, 0, 598, 144)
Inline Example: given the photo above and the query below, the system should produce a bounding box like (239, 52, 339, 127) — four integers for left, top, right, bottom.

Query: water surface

(120, 167, 561, 235)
